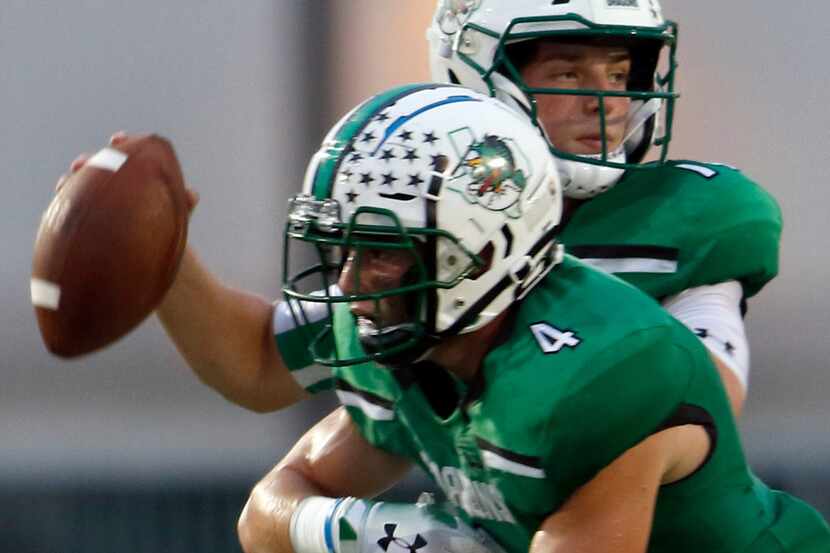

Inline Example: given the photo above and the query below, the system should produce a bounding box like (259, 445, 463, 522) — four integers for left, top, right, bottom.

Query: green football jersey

(559, 161, 782, 300)
(328, 257, 829, 553)
(276, 161, 781, 383)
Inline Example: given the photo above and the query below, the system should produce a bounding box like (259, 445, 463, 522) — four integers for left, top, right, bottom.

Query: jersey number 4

(530, 323, 582, 354)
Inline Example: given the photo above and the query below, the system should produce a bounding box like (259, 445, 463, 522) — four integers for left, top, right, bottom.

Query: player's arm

(237, 407, 412, 553)
(238, 407, 503, 553)
(530, 424, 710, 553)
(708, 354, 745, 416)
(661, 280, 749, 416)
(156, 247, 309, 412)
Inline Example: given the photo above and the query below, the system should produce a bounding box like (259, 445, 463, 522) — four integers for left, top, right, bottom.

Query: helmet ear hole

(468, 242, 494, 281)
(448, 69, 461, 84)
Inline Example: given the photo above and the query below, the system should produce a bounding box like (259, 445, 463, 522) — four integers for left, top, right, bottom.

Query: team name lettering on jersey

(421, 454, 516, 523)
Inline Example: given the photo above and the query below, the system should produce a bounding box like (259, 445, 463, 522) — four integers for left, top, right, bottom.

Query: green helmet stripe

(310, 83, 454, 200)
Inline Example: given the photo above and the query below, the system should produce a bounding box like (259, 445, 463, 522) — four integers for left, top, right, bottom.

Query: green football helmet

(283, 84, 563, 367)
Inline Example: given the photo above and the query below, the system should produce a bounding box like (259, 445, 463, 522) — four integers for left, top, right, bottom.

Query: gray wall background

(1, 1, 330, 487)
(1, 0, 828, 512)
(663, 2, 830, 488)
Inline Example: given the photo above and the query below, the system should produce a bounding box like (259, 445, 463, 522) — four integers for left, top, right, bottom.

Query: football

(31, 135, 189, 357)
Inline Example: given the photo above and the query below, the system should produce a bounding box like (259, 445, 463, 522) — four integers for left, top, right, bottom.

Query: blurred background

(2, 1, 828, 551)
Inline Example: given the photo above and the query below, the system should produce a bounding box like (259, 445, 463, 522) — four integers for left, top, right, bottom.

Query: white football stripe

(481, 450, 546, 479)
(580, 257, 678, 274)
(290, 365, 332, 390)
(87, 147, 128, 172)
(31, 278, 61, 310)
(336, 390, 394, 421)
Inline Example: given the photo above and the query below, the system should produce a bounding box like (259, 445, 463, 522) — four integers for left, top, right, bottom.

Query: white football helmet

(283, 84, 563, 366)
(427, 0, 679, 198)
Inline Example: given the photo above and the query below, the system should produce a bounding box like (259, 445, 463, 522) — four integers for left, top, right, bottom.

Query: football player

(236, 85, 829, 553)
(55, 1, 772, 421)
(425, 0, 782, 415)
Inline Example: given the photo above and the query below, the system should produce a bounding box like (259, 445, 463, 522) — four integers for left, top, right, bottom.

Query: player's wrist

(289, 496, 369, 553)
(290, 495, 506, 553)
(289, 496, 339, 553)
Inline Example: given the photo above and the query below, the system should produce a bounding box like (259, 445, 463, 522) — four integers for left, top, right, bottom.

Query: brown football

(31, 134, 189, 357)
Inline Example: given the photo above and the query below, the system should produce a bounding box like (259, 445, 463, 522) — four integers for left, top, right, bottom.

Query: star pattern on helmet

(408, 173, 424, 187)
(340, 119, 446, 202)
(360, 172, 375, 186)
(381, 172, 398, 186)
(423, 131, 439, 145)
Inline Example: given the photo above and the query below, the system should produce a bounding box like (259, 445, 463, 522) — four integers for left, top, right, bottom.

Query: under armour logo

(377, 524, 428, 553)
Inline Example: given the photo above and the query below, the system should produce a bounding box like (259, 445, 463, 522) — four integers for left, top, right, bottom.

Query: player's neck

(425, 311, 510, 383)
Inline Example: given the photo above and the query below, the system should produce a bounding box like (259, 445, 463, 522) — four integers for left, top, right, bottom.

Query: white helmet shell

(299, 84, 563, 337)
(427, 0, 676, 199)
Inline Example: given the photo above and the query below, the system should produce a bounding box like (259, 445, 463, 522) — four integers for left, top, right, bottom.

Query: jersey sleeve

(329, 305, 416, 460)
(662, 281, 750, 388)
(333, 370, 416, 460)
(273, 298, 336, 394)
(541, 325, 695, 502)
(560, 162, 782, 301)
(674, 163, 782, 298)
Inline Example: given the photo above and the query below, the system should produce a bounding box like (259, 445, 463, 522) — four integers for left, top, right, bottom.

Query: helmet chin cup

(558, 151, 626, 200)
(357, 319, 436, 368)
(558, 98, 662, 199)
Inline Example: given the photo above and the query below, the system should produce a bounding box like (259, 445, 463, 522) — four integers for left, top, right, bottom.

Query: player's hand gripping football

(292, 495, 508, 553)
(32, 131, 197, 357)
(56, 131, 199, 211)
